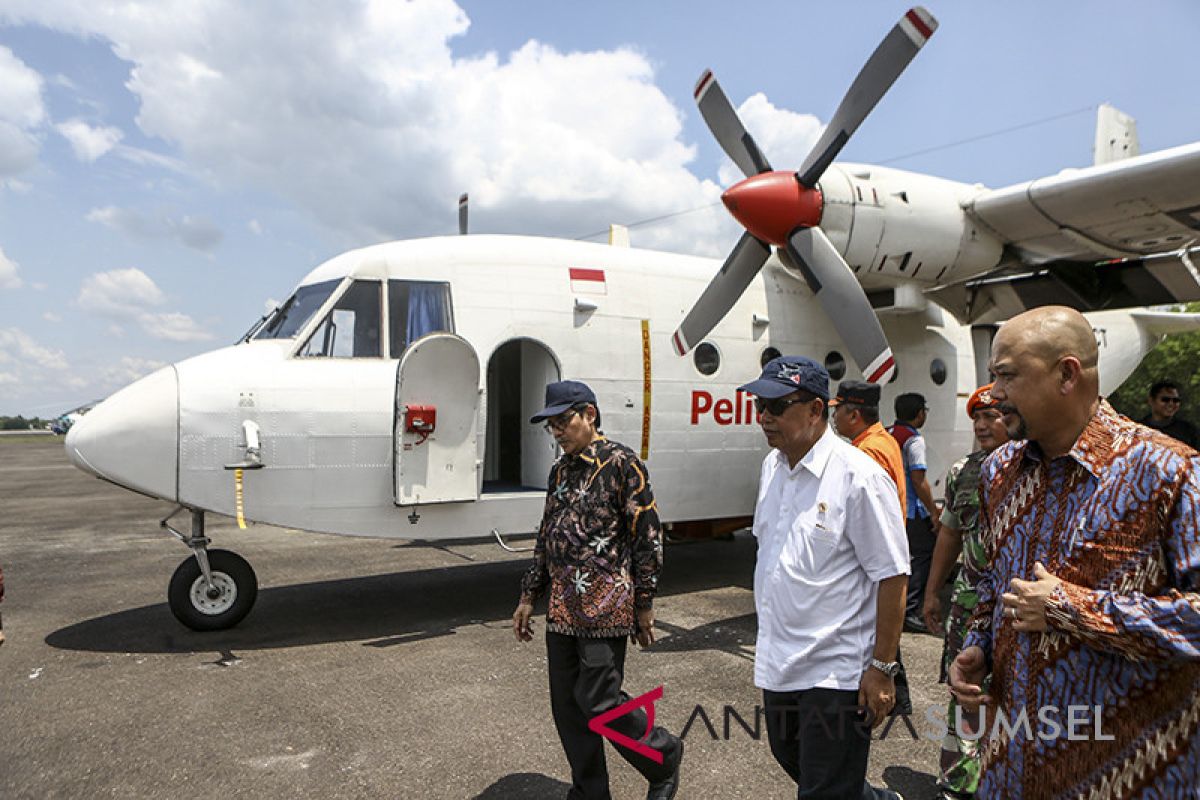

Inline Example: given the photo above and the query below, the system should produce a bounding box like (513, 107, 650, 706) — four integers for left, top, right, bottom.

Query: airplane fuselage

(65, 230, 1162, 541)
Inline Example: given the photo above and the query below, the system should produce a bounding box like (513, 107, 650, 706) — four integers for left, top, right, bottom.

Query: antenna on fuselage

(458, 193, 468, 235)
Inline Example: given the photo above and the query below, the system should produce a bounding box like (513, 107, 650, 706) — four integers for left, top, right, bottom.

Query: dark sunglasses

(754, 395, 815, 416)
(1159, 396, 1182, 404)
(542, 409, 579, 433)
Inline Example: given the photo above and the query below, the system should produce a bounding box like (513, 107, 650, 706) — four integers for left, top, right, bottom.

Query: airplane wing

(932, 141, 1200, 323)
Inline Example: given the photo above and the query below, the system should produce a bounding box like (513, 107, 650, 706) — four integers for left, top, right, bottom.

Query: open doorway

(483, 339, 560, 493)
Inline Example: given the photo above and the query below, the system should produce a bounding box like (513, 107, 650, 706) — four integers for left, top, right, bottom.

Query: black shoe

(647, 740, 683, 800)
(903, 615, 929, 634)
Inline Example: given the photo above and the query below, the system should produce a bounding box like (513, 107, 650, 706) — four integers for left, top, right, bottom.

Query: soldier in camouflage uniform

(922, 384, 1008, 799)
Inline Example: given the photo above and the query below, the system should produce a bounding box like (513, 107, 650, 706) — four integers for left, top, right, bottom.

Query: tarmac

(0, 437, 950, 799)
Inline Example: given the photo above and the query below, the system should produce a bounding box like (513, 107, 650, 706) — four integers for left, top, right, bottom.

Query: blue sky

(1, 0, 1197, 416)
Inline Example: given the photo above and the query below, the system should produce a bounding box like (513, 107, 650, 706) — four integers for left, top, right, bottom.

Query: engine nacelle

(816, 164, 1003, 290)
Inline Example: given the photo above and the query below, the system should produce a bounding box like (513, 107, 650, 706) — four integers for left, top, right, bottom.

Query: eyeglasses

(753, 395, 814, 417)
(543, 409, 579, 433)
(1159, 396, 1182, 404)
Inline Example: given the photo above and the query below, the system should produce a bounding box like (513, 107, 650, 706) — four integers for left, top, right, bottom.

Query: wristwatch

(870, 657, 901, 678)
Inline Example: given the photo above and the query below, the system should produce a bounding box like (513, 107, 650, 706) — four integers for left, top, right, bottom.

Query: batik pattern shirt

(519, 437, 663, 638)
(962, 402, 1200, 799)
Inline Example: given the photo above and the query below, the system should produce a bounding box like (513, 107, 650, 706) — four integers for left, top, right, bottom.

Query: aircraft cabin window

(389, 280, 454, 357)
(298, 280, 382, 358)
(254, 278, 341, 340)
(694, 342, 720, 376)
(930, 357, 947, 386)
(824, 351, 846, 381)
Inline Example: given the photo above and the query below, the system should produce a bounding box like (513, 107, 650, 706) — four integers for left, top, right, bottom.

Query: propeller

(673, 7, 937, 384)
(458, 192, 468, 235)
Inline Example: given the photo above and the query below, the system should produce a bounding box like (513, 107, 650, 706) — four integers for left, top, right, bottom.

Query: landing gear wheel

(168, 549, 258, 631)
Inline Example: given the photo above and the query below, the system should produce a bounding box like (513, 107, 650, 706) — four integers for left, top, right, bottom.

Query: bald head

(989, 306, 1102, 455)
(996, 306, 1099, 375)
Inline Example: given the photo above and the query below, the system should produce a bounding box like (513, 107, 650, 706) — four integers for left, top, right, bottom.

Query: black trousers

(547, 632, 682, 800)
(905, 515, 936, 618)
(763, 687, 894, 800)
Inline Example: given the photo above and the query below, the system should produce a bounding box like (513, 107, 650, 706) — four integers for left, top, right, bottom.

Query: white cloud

(2, 179, 32, 193)
(50, 73, 78, 91)
(0, 246, 22, 289)
(78, 267, 166, 317)
(0, 46, 46, 177)
(0, 328, 68, 369)
(0, 372, 17, 386)
(138, 311, 213, 342)
(248, 219, 263, 235)
(86, 205, 223, 252)
(114, 144, 190, 174)
(76, 267, 212, 342)
(43, 311, 62, 322)
(56, 118, 124, 162)
(0, 46, 45, 129)
(0, 1, 730, 255)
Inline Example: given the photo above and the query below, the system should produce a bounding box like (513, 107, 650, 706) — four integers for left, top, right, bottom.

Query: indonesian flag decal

(570, 267, 607, 295)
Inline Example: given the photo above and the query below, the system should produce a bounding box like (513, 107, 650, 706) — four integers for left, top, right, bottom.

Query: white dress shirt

(752, 425, 909, 692)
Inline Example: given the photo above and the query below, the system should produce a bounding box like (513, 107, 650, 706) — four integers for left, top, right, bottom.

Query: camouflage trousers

(938, 594, 981, 798)
(939, 696, 982, 797)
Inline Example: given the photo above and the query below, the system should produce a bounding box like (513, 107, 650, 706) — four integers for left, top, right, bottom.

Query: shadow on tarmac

(472, 773, 572, 798)
(653, 613, 757, 662)
(45, 534, 755, 655)
(882, 765, 939, 798)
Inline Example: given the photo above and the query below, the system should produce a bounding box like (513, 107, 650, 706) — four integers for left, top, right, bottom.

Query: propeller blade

(796, 7, 937, 187)
(784, 227, 895, 383)
(672, 231, 771, 355)
(694, 70, 772, 178)
(458, 193, 468, 235)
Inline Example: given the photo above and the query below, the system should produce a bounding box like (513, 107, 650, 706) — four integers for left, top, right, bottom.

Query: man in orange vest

(831, 379, 912, 714)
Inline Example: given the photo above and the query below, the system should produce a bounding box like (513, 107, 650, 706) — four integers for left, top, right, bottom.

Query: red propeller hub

(721, 171, 823, 246)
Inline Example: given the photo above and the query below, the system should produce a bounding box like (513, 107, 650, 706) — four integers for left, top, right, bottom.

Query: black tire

(168, 549, 258, 631)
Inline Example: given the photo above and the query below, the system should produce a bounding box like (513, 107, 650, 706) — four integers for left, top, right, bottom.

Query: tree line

(1107, 302, 1200, 426)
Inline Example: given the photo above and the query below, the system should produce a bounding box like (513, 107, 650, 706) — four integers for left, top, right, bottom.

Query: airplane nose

(65, 365, 179, 501)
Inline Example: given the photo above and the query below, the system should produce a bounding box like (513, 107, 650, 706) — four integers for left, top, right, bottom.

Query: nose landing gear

(161, 508, 258, 631)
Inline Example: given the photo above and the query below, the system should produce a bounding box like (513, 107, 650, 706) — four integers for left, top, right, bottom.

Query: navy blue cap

(830, 380, 880, 408)
(738, 356, 830, 402)
(530, 380, 598, 423)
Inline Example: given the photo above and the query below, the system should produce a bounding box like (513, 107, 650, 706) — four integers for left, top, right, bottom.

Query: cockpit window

(298, 280, 383, 358)
(254, 279, 341, 340)
(389, 280, 453, 357)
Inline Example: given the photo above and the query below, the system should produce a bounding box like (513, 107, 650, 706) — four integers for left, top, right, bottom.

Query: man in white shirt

(740, 356, 909, 800)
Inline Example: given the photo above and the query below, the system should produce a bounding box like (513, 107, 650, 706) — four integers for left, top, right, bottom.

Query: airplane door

(395, 333, 481, 505)
(520, 339, 560, 488)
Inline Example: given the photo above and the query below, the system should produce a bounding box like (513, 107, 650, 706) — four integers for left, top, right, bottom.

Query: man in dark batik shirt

(513, 380, 683, 800)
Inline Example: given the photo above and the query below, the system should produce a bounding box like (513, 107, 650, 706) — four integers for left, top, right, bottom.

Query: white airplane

(64, 7, 1200, 631)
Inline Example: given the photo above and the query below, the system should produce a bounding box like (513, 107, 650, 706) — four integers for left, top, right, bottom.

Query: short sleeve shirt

(901, 431, 929, 519)
(752, 426, 909, 692)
